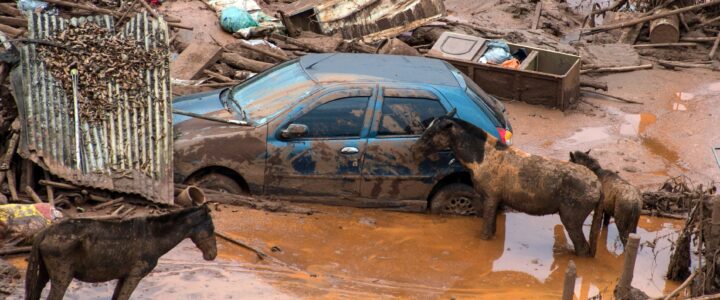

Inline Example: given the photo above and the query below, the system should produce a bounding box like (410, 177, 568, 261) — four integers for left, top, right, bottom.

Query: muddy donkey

(26, 204, 217, 300)
(570, 150, 642, 245)
(412, 112, 603, 257)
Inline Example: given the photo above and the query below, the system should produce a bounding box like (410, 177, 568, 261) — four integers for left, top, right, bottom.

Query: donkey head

(411, 108, 457, 161)
(569, 150, 602, 172)
(189, 204, 217, 261)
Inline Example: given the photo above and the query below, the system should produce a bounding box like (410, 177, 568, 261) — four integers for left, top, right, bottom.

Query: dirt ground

(7, 204, 684, 299)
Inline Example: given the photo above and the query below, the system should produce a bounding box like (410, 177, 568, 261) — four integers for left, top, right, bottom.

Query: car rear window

(461, 73, 507, 128)
(231, 61, 319, 125)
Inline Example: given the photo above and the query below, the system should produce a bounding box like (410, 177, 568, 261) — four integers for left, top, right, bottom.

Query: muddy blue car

(173, 53, 512, 215)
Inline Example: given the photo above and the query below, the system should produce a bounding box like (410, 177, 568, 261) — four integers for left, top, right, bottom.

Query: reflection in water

(563, 126, 611, 146)
(620, 112, 657, 136)
(9, 206, 684, 299)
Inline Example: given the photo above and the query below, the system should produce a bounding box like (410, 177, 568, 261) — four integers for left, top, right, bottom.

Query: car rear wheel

(187, 173, 245, 195)
(430, 183, 483, 216)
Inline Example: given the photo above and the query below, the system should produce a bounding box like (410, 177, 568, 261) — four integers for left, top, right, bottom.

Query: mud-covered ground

(8, 205, 683, 299)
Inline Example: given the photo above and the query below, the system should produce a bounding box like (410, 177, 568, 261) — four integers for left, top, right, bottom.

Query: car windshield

(462, 73, 508, 128)
(230, 61, 319, 125)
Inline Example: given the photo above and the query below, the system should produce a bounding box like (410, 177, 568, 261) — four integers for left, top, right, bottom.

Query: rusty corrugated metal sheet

(287, 0, 445, 43)
(10, 12, 173, 204)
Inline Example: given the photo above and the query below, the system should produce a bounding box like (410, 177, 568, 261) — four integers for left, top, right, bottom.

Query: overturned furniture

(427, 32, 581, 110)
(284, 0, 446, 43)
(9, 12, 173, 204)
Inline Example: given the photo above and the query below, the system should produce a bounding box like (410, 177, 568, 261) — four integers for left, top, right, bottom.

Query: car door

(361, 86, 456, 201)
(265, 87, 375, 197)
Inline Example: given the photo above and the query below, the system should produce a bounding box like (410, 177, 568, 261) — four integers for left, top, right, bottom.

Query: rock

(623, 157, 637, 163)
(623, 166, 639, 173)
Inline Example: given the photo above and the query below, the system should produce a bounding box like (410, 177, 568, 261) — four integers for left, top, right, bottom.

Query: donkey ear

(569, 152, 575, 160)
(442, 120, 454, 129)
(445, 108, 457, 118)
(585, 149, 591, 155)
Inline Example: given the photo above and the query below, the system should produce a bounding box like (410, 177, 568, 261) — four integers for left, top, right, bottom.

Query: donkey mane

(446, 117, 508, 150)
(146, 206, 207, 223)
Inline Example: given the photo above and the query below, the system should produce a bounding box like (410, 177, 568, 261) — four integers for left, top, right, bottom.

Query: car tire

(187, 173, 245, 195)
(430, 183, 483, 216)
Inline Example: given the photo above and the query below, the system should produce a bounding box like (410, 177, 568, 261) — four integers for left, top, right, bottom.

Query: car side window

(292, 96, 370, 138)
(378, 97, 447, 136)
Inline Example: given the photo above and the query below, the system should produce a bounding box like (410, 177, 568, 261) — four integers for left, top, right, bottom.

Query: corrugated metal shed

(286, 0, 445, 42)
(9, 12, 173, 204)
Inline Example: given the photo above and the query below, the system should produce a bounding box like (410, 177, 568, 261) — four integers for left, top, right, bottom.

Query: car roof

(299, 53, 460, 87)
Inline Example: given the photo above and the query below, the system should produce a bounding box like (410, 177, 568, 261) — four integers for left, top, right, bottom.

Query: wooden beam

(582, 0, 720, 36)
(531, 2, 543, 30)
(0, 16, 26, 27)
(41, 0, 120, 16)
(170, 43, 223, 80)
(220, 52, 274, 73)
(633, 42, 698, 48)
(709, 32, 720, 59)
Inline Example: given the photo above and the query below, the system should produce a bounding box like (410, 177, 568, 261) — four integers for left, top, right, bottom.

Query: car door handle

(340, 147, 359, 154)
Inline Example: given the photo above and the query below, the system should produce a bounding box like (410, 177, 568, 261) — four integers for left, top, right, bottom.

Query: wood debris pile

(37, 22, 167, 123)
(642, 176, 716, 216)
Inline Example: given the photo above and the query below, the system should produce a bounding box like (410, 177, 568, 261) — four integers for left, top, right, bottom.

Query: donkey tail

(588, 191, 604, 257)
(25, 230, 48, 300)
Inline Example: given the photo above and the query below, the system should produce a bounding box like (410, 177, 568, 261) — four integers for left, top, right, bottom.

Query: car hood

(172, 89, 226, 124)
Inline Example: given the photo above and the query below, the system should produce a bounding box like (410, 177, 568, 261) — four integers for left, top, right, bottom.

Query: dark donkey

(412, 112, 603, 256)
(26, 204, 217, 300)
(570, 150, 642, 246)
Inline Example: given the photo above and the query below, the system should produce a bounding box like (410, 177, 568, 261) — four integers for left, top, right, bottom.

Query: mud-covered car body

(173, 53, 512, 210)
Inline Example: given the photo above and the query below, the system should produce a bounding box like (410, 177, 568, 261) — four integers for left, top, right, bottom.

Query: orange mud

(10, 205, 683, 299)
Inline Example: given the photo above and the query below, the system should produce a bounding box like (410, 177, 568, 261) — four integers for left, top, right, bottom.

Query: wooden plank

(170, 43, 222, 80)
(531, 2, 543, 30)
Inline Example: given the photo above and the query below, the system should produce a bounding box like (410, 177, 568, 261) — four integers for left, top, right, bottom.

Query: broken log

(0, 23, 22, 37)
(231, 41, 288, 62)
(633, 42, 698, 48)
(0, 3, 21, 17)
(43, 171, 54, 206)
(38, 179, 78, 190)
(531, 2, 543, 30)
(215, 231, 267, 260)
(91, 197, 124, 211)
(650, 9, 680, 43)
(0, 16, 26, 28)
(580, 79, 608, 91)
(25, 185, 43, 204)
(662, 271, 697, 300)
(681, 36, 718, 42)
(581, 90, 644, 104)
(6, 168, 17, 201)
(580, 64, 653, 74)
(220, 52, 273, 73)
(270, 33, 331, 53)
(41, 0, 120, 16)
(203, 69, 234, 83)
(656, 59, 718, 70)
(0, 246, 31, 256)
(582, 0, 720, 36)
(709, 32, 720, 59)
(278, 10, 300, 38)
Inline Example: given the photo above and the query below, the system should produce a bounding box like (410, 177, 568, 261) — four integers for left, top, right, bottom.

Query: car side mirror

(281, 123, 309, 139)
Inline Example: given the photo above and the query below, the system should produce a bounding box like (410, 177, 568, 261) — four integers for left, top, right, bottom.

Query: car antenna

(305, 53, 337, 70)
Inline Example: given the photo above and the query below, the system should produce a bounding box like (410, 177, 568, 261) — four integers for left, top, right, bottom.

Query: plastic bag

(480, 40, 512, 64)
(220, 7, 259, 33)
(0, 203, 63, 242)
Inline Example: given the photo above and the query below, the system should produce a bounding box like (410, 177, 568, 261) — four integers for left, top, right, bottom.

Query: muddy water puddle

(12, 205, 684, 299)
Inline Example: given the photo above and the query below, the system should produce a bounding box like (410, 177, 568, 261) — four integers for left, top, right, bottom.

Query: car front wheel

(187, 173, 245, 195)
(430, 183, 483, 216)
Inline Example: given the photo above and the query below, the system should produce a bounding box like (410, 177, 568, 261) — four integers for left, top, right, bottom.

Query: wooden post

(617, 234, 641, 298)
(562, 260, 577, 300)
(43, 171, 54, 206)
(6, 168, 18, 201)
(709, 32, 720, 60)
(711, 198, 720, 250)
(531, 2, 543, 30)
(25, 185, 42, 204)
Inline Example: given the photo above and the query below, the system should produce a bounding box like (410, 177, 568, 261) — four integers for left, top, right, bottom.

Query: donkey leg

(559, 210, 591, 257)
(112, 275, 144, 300)
(602, 212, 611, 227)
(480, 197, 500, 240)
(46, 276, 72, 300)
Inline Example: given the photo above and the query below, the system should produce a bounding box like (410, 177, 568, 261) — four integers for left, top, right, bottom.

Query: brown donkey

(412, 113, 603, 256)
(570, 150, 642, 246)
(26, 204, 217, 300)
